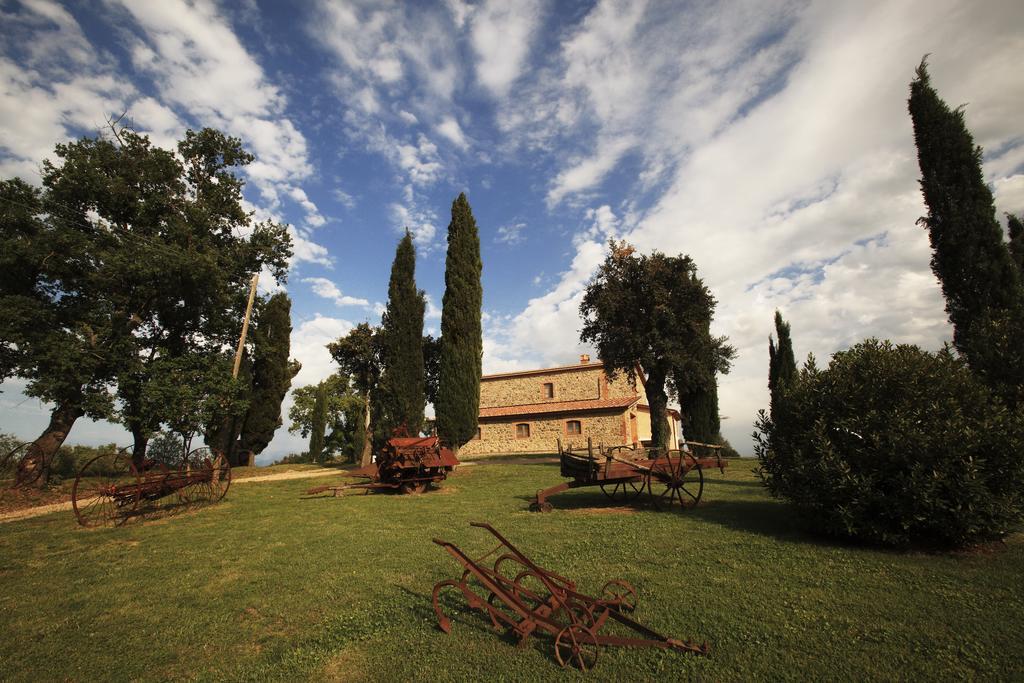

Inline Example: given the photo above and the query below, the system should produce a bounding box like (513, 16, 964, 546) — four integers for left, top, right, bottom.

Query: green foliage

(328, 323, 381, 464)
(146, 431, 188, 465)
(581, 241, 734, 448)
(288, 374, 363, 462)
(130, 353, 248, 452)
(272, 452, 310, 465)
(1008, 213, 1024, 274)
(768, 310, 797, 421)
(436, 193, 483, 449)
(680, 379, 720, 443)
(328, 323, 381, 397)
(308, 382, 328, 463)
(49, 443, 120, 481)
(909, 60, 1024, 406)
(423, 334, 441, 406)
(375, 231, 426, 445)
(240, 293, 300, 455)
(0, 125, 292, 475)
(756, 339, 1024, 548)
(0, 433, 18, 478)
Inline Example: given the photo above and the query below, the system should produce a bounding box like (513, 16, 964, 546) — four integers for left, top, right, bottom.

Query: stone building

(458, 355, 680, 457)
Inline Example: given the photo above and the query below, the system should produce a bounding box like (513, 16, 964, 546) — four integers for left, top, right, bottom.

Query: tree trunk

(646, 367, 670, 450)
(359, 392, 373, 467)
(130, 423, 149, 470)
(25, 402, 84, 488)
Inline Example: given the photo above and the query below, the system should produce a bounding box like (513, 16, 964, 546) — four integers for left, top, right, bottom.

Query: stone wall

(459, 410, 629, 457)
(479, 365, 638, 408)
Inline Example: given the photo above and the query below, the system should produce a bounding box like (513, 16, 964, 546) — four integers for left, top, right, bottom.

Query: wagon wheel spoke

(600, 579, 637, 612)
(679, 457, 704, 508)
(555, 624, 599, 671)
(73, 450, 139, 527)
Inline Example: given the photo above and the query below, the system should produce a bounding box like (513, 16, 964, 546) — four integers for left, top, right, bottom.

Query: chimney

(580, 354, 590, 364)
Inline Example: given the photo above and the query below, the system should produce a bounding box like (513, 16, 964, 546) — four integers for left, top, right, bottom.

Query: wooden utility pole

(233, 273, 259, 378)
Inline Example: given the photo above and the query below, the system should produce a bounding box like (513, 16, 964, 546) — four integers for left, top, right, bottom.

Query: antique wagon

(530, 438, 726, 512)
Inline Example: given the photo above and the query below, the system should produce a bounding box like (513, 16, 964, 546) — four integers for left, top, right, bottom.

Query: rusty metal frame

(530, 439, 727, 512)
(432, 522, 709, 671)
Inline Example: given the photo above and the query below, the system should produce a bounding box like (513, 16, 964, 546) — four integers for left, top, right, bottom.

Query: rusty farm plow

(71, 446, 231, 527)
(432, 522, 709, 671)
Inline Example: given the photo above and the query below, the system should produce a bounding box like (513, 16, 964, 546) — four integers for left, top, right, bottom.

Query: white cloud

(492, 0, 1024, 454)
(547, 136, 636, 206)
(436, 116, 469, 151)
(289, 314, 354, 389)
(424, 293, 442, 320)
(395, 134, 443, 185)
(108, 0, 326, 262)
(468, 0, 543, 97)
(390, 202, 438, 247)
(332, 187, 357, 209)
(288, 186, 326, 229)
(303, 277, 371, 308)
(496, 222, 527, 245)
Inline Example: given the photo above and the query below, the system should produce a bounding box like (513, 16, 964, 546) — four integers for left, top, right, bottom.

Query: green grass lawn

(0, 460, 1021, 681)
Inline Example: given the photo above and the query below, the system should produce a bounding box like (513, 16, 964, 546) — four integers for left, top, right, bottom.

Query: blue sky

(1, 0, 1022, 463)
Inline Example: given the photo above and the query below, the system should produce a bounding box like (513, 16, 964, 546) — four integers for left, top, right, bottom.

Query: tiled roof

(478, 396, 638, 419)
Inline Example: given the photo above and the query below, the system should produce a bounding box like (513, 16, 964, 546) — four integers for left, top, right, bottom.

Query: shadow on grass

(702, 477, 763, 489)
(397, 583, 558, 664)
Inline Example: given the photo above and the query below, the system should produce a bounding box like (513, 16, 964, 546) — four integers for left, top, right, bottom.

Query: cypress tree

(768, 310, 797, 421)
(681, 381, 720, 444)
(308, 381, 328, 463)
(436, 193, 483, 453)
(675, 318, 723, 444)
(375, 230, 426, 445)
(909, 59, 1024, 405)
(239, 293, 300, 458)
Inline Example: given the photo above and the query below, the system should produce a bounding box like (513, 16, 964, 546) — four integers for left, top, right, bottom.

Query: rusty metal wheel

(512, 570, 556, 612)
(600, 579, 638, 613)
(72, 450, 140, 527)
(555, 623, 600, 671)
(646, 451, 703, 510)
(599, 478, 644, 502)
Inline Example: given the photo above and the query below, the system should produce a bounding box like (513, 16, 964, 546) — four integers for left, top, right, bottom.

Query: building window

(543, 382, 554, 399)
(566, 420, 582, 435)
(516, 423, 531, 438)
(473, 427, 481, 440)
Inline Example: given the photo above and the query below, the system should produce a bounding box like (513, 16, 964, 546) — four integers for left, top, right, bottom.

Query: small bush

(756, 339, 1024, 548)
(51, 443, 120, 480)
(273, 452, 309, 465)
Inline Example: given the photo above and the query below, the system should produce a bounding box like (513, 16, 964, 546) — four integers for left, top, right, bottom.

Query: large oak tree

(581, 242, 733, 449)
(0, 126, 291, 482)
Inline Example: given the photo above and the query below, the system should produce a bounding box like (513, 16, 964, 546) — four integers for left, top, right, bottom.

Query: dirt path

(0, 468, 341, 525)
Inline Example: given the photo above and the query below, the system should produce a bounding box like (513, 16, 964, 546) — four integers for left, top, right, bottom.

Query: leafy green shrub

(755, 339, 1024, 548)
